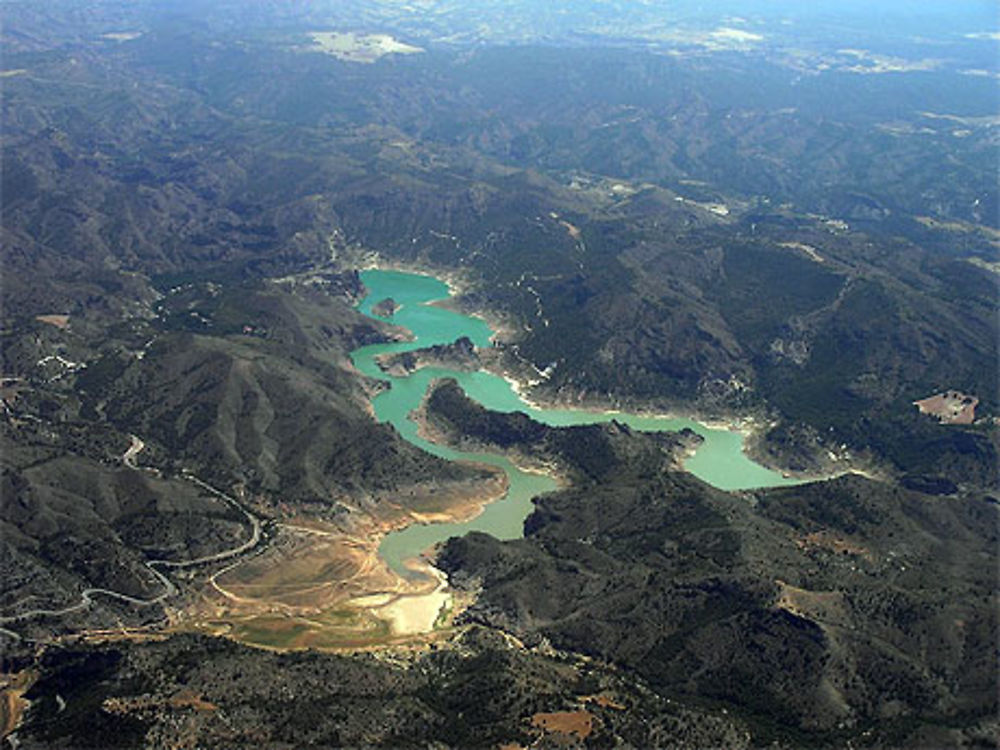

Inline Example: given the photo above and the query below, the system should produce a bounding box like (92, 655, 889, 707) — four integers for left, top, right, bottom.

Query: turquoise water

(350, 269, 799, 575)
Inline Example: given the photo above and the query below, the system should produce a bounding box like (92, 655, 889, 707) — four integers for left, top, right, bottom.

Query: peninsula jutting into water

(351, 269, 800, 575)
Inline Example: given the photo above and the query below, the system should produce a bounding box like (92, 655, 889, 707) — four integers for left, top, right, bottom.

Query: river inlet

(350, 269, 799, 576)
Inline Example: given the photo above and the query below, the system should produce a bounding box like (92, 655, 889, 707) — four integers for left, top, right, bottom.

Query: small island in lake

(371, 297, 400, 317)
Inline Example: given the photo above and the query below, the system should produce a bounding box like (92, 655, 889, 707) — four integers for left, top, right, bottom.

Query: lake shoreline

(358, 257, 873, 483)
(495, 369, 880, 484)
(259, 262, 886, 645)
(357, 258, 785, 457)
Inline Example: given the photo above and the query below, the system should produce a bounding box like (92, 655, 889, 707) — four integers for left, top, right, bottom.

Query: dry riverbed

(173, 471, 507, 651)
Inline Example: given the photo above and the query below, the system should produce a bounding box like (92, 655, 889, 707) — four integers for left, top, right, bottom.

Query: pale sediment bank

(391, 469, 512, 527)
(366, 562, 451, 636)
(496, 368, 873, 483)
(498, 370, 757, 436)
(359, 256, 520, 341)
(174, 473, 502, 650)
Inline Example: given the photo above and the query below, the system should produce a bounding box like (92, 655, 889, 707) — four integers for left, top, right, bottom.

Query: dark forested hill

(432, 386, 997, 746)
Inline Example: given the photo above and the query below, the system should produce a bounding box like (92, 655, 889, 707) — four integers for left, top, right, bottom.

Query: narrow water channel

(350, 269, 799, 575)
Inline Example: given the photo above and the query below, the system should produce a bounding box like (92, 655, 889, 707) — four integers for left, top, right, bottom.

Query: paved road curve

(0, 438, 265, 641)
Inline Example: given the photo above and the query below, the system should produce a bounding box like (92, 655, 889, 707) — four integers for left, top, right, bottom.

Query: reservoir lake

(351, 269, 800, 576)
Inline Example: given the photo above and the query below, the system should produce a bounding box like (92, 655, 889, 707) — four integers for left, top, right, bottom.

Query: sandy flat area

(914, 390, 978, 425)
(307, 32, 423, 63)
(371, 563, 450, 636)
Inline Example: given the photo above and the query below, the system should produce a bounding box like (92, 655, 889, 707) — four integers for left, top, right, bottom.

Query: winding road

(0, 436, 265, 641)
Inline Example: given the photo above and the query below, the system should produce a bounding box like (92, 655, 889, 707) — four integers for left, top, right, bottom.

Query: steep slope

(434, 410, 997, 745)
